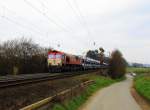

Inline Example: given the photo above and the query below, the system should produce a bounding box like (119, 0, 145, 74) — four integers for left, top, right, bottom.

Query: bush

(108, 50, 127, 79)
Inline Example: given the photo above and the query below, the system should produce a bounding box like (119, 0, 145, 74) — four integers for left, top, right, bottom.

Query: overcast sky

(0, 0, 150, 64)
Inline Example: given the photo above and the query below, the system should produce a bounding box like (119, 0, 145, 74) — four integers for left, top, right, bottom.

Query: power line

(0, 0, 90, 50)
(65, 0, 91, 37)
(65, 0, 83, 27)
(64, 0, 95, 50)
(0, 5, 46, 35)
(0, 1, 79, 46)
(37, 0, 74, 32)
(72, 0, 97, 49)
(0, 3, 47, 37)
(24, 0, 71, 32)
(1, 16, 45, 36)
(73, 0, 91, 37)
(24, 0, 88, 47)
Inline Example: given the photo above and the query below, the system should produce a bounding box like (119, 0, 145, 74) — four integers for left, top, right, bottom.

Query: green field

(52, 75, 124, 110)
(130, 67, 150, 102)
(135, 75, 150, 101)
(127, 67, 150, 74)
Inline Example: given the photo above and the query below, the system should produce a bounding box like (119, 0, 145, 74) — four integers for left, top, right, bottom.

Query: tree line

(0, 37, 50, 75)
(0, 38, 127, 79)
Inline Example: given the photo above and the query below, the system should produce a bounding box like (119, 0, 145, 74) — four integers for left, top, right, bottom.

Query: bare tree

(0, 37, 50, 75)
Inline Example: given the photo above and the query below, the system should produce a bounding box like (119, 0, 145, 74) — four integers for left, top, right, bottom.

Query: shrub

(108, 50, 127, 79)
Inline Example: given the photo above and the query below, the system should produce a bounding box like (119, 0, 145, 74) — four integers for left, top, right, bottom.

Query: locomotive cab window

(56, 54, 62, 58)
(48, 54, 55, 59)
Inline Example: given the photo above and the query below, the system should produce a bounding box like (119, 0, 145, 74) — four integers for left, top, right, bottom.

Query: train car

(82, 57, 101, 70)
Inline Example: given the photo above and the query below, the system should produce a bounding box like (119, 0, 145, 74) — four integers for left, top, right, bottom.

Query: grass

(135, 75, 150, 101)
(127, 67, 150, 74)
(52, 75, 123, 110)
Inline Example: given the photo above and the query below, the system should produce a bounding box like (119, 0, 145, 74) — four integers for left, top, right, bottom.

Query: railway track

(0, 70, 98, 88)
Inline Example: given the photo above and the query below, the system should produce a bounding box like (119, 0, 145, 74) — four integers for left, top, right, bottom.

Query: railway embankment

(0, 71, 98, 110)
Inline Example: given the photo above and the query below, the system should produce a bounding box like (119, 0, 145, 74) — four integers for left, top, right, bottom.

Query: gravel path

(80, 75, 142, 110)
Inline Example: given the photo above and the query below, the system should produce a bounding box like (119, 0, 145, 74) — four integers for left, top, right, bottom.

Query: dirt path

(80, 75, 142, 110)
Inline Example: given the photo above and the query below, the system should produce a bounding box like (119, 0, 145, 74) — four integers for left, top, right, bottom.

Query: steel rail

(0, 70, 99, 88)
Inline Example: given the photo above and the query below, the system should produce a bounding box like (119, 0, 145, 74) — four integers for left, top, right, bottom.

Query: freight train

(47, 50, 101, 72)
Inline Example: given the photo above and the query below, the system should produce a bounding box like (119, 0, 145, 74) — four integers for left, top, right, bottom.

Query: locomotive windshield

(56, 54, 62, 58)
(48, 54, 55, 59)
(48, 53, 62, 59)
